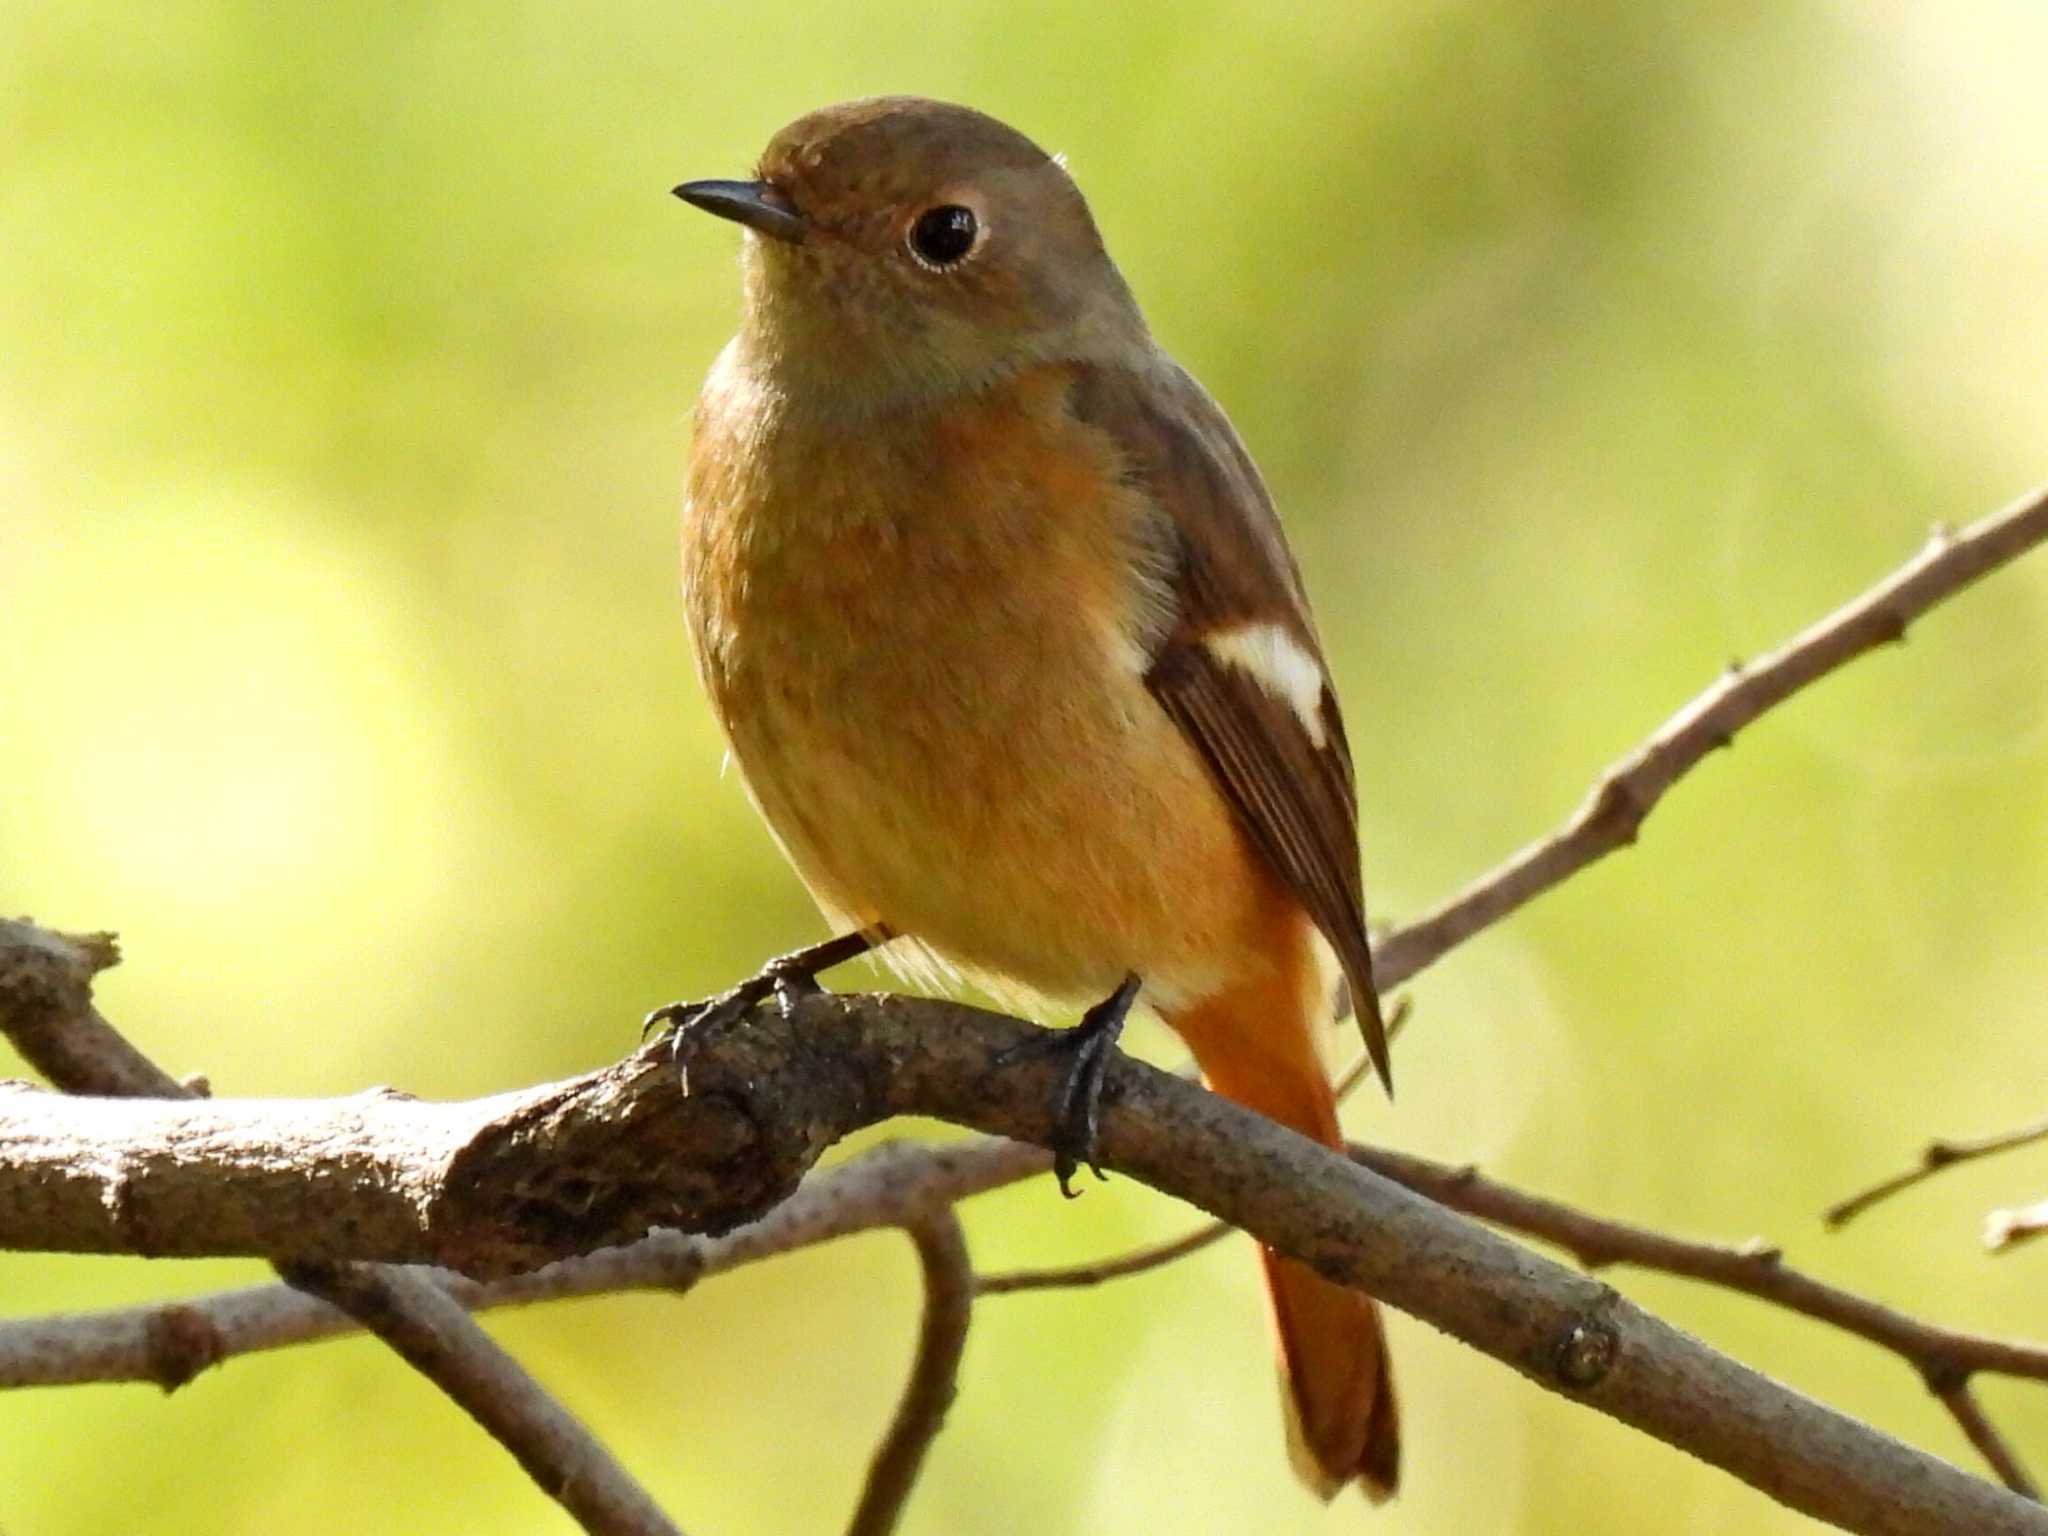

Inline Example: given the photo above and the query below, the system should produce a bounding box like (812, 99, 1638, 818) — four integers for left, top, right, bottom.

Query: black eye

(909, 205, 978, 267)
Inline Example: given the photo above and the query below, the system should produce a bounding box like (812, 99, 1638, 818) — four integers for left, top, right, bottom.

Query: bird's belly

(713, 597, 1265, 1008)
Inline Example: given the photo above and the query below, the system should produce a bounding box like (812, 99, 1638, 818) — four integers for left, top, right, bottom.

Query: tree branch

(0, 919, 683, 1536)
(977, 1220, 1233, 1295)
(847, 1208, 973, 1536)
(1353, 1148, 2048, 1385)
(0, 1136, 1043, 1390)
(1373, 481, 2048, 990)
(1827, 1114, 2048, 1231)
(4, 957, 2045, 1534)
(1988, 1201, 2048, 1254)
(1350, 1147, 2048, 1495)
(277, 1258, 685, 1536)
(1940, 1383, 2041, 1502)
(966, 1141, 2048, 1498)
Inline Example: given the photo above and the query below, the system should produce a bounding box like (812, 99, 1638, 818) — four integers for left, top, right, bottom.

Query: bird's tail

(1166, 975, 1400, 1502)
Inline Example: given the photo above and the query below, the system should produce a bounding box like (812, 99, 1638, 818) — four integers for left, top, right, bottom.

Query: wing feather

(1070, 360, 1391, 1092)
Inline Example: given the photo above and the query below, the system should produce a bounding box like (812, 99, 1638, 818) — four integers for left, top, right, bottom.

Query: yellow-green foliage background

(5, 5, 2046, 1533)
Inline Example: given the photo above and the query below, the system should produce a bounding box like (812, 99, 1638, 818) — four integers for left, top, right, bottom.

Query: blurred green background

(4, 3, 2047, 1532)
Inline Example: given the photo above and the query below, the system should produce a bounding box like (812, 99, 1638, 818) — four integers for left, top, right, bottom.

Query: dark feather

(1070, 360, 1391, 1093)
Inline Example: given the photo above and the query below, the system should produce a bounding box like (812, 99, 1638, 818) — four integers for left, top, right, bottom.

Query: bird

(671, 95, 1398, 1500)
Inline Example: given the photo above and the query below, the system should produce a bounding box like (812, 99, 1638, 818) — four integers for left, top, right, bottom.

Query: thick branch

(0, 919, 682, 1536)
(3, 977, 2043, 1535)
(0, 1139, 1043, 1391)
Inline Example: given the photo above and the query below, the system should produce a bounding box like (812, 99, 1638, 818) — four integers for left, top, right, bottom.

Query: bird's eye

(908, 205, 978, 267)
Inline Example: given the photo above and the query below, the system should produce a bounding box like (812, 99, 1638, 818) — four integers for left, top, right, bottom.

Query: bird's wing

(1069, 359, 1391, 1093)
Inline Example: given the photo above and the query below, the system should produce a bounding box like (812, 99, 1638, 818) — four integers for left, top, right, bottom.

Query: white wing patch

(1201, 622, 1329, 748)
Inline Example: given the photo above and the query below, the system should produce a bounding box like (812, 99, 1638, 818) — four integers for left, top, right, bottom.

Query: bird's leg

(642, 929, 885, 1066)
(997, 972, 1143, 1199)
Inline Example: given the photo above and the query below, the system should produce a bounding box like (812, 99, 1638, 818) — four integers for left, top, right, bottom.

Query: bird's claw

(995, 973, 1142, 1198)
(641, 998, 706, 1042)
(642, 964, 807, 1080)
(640, 931, 879, 1078)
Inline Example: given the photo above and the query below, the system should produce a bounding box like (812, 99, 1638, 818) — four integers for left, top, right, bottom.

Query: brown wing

(1070, 359, 1391, 1093)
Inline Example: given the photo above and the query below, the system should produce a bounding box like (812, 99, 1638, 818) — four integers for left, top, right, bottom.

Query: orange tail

(1167, 974, 1400, 1502)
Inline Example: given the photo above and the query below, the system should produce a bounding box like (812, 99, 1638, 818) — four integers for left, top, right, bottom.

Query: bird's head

(677, 97, 1145, 413)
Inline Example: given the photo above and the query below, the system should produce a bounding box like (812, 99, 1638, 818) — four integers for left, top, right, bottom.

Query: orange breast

(683, 358, 1296, 1010)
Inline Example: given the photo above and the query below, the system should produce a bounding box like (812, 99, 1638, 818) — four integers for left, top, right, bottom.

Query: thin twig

(1940, 1383, 2042, 1502)
(977, 1220, 1234, 1294)
(1827, 1115, 2048, 1230)
(1352, 1145, 2048, 1495)
(846, 1209, 974, 1536)
(1372, 482, 2048, 991)
(278, 1259, 684, 1536)
(1988, 1201, 2048, 1253)
(0, 920, 684, 1536)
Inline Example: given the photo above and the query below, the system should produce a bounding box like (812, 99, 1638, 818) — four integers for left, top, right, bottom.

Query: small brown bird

(674, 96, 1398, 1499)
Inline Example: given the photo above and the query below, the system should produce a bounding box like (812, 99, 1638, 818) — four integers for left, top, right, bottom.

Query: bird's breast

(685, 361, 1160, 758)
(680, 358, 1256, 1002)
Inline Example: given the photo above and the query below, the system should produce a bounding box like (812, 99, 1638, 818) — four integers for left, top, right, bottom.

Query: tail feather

(1266, 1248, 1400, 1500)
(1166, 969, 1401, 1501)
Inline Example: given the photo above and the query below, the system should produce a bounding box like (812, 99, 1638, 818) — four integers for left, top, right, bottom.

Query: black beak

(672, 179, 808, 244)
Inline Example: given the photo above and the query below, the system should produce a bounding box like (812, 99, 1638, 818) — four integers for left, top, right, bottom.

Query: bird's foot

(642, 930, 880, 1078)
(996, 973, 1142, 1199)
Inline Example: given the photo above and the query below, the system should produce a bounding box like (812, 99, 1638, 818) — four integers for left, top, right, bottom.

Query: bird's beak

(672, 179, 808, 244)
